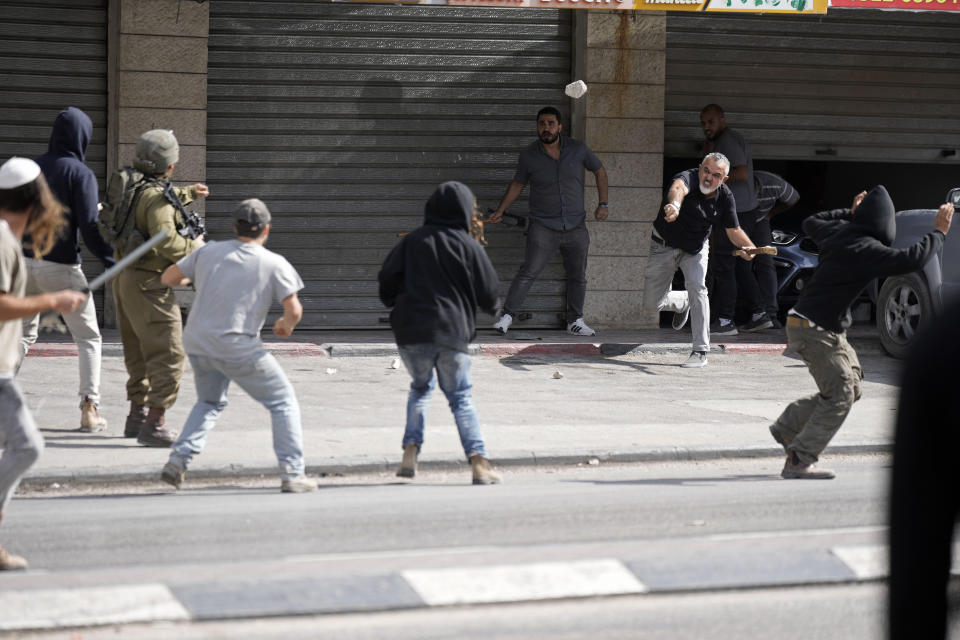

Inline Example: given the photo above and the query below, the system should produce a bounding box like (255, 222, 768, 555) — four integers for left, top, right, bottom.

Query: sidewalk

(18, 324, 894, 487)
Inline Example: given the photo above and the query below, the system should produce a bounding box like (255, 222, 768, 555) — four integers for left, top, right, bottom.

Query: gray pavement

(15, 323, 901, 487)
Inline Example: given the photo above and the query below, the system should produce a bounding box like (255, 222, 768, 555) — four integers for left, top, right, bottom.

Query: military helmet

(133, 129, 179, 174)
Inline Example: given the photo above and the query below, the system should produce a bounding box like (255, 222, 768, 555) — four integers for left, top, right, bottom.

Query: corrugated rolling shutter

(0, 0, 109, 316)
(207, 1, 572, 329)
(664, 10, 960, 165)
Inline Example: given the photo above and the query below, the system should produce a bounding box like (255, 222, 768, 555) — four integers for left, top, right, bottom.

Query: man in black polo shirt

(641, 153, 757, 368)
(488, 106, 608, 337)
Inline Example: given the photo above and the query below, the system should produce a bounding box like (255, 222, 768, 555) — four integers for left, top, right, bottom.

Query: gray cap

(133, 129, 179, 174)
(234, 198, 271, 233)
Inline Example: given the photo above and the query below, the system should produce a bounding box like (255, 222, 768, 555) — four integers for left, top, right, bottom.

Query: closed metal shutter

(0, 0, 109, 315)
(664, 10, 960, 165)
(207, 1, 572, 329)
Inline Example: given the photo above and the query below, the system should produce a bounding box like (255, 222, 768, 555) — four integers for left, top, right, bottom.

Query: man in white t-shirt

(158, 199, 317, 493)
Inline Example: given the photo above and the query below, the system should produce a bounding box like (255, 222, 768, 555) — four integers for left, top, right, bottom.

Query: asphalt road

(1, 457, 914, 639)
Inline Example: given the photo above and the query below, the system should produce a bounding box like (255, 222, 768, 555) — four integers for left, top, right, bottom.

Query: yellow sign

(634, 0, 827, 10)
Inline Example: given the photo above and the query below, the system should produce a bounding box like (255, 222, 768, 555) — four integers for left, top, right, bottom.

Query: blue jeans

(170, 352, 305, 480)
(398, 344, 488, 460)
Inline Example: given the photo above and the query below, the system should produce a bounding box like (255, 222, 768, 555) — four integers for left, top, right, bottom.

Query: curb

(26, 341, 793, 359)
(20, 443, 892, 489)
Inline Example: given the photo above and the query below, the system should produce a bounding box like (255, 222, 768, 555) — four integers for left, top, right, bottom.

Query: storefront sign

(830, 0, 959, 9)
(358, 0, 828, 12)
(637, 0, 827, 11)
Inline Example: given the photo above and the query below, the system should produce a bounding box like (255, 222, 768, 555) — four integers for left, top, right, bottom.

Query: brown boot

(0, 544, 27, 571)
(470, 454, 502, 485)
(137, 407, 178, 448)
(124, 402, 148, 438)
(781, 451, 835, 480)
(80, 396, 107, 433)
(396, 444, 418, 479)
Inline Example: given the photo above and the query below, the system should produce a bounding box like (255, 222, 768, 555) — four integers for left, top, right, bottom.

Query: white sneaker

(567, 318, 596, 336)
(493, 313, 513, 335)
(681, 351, 708, 368)
(281, 475, 318, 493)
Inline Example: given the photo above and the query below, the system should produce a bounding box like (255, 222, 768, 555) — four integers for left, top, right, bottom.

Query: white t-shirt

(178, 239, 304, 361)
(0, 221, 26, 376)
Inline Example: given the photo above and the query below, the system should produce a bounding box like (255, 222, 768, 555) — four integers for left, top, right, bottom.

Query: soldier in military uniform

(114, 130, 207, 447)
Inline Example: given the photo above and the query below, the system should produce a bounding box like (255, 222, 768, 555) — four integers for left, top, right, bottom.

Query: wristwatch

(599, 202, 608, 207)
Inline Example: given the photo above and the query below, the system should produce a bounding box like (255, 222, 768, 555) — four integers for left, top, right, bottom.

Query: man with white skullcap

(0, 157, 87, 570)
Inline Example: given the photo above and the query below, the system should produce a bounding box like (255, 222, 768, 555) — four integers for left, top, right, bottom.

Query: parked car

(770, 188, 960, 358)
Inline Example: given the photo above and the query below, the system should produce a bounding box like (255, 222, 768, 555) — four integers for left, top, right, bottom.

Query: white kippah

(0, 157, 41, 189)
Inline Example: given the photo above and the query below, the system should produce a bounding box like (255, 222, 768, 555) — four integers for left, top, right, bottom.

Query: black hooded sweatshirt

(28, 107, 114, 266)
(794, 185, 944, 333)
(378, 181, 499, 352)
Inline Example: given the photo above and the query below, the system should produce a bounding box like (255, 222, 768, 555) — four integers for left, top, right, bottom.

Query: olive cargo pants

(113, 268, 185, 409)
(771, 322, 863, 464)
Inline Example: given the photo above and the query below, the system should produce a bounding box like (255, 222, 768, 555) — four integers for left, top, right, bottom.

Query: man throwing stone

(159, 199, 317, 493)
(641, 153, 757, 368)
(770, 186, 952, 479)
(488, 106, 608, 337)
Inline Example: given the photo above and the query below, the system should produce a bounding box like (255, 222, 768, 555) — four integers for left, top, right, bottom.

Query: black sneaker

(740, 315, 774, 333)
(709, 319, 738, 336)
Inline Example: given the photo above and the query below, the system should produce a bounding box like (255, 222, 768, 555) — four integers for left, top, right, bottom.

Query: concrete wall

(582, 11, 665, 329)
(108, 0, 208, 192)
(104, 0, 209, 323)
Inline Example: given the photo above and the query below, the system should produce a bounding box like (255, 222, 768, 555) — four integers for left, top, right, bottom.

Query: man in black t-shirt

(641, 153, 757, 368)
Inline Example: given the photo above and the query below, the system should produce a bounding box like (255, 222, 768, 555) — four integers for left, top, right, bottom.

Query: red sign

(831, 0, 960, 9)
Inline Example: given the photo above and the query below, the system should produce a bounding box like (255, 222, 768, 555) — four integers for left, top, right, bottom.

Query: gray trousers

(0, 378, 43, 517)
(642, 238, 711, 352)
(502, 219, 590, 324)
(772, 324, 863, 464)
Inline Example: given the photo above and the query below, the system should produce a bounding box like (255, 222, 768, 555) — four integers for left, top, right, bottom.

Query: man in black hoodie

(379, 181, 502, 485)
(770, 185, 952, 479)
(20, 107, 115, 433)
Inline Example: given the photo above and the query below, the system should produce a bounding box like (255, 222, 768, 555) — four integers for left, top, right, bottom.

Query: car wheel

(877, 273, 932, 359)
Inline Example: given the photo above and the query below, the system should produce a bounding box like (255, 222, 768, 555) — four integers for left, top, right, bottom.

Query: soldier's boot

(470, 455, 502, 485)
(124, 402, 148, 438)
(79, 396, 107, 433)
(137, 407, 178, 448)
(396, 444, 418, 479)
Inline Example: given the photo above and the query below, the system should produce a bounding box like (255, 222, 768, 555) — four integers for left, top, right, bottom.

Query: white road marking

(832, 544, 960, 581)
(831, 545, 888, 580)
(402, 558, 647, 606)
(0, 583, 190, 631)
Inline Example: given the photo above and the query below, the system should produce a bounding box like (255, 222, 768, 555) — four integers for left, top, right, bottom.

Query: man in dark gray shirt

(701, 104, 766, 335)
(488, 106, 608, 336)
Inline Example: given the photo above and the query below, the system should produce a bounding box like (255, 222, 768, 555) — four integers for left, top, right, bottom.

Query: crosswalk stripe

(401, 558, 647, 606)
(0, 583, 190, 632)
(831, 545, 887, 580)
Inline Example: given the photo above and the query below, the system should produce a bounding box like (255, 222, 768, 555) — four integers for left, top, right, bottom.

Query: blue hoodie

(378, 181, 499, 352)
(28, 107, 114, 266)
